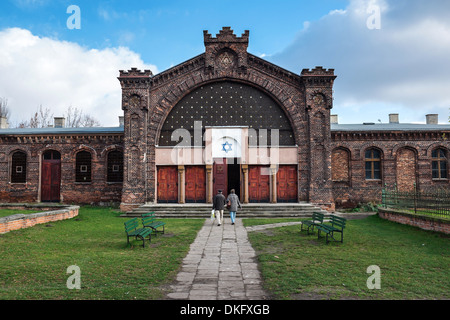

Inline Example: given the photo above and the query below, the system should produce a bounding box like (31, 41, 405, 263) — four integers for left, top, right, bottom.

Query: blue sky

(0, 0, 449, 127)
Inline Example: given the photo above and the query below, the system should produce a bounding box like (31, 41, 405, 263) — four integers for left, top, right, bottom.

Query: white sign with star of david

(211, 128, 242, 158)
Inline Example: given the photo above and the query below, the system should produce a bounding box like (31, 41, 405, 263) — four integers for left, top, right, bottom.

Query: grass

(1, 207, 449, 300)
(0, 206, 204, 300)
(243, 215, 450, 300)
(0, 209, 42, 218)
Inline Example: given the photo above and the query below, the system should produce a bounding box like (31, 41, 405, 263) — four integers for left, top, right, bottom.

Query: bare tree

(17, 105, 53, 128)
(16, 105, 101, 128)
(64, 105, 101, 128)
(0, 97, 10, 120)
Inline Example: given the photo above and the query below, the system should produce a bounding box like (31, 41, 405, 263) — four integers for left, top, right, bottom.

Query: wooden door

(248, 166, 270, 202)
(157, 166, 178, 203)
(185, 166, 206, 203)
(41, 152, 61, 202)
(277, 165, 298, 202)
(213, 158, 227, 198)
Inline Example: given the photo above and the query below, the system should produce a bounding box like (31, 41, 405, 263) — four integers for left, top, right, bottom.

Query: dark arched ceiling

(158, 81, 295, 146)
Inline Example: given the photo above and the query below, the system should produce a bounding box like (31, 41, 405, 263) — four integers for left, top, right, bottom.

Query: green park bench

(141, 212, 166, 236)
(300, 212, 325, 235)
(124, 218, 153, 248)
(316, 214, 346, 244)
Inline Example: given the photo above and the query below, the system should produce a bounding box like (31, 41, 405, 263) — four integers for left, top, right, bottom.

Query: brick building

(0, 27, 449, 212)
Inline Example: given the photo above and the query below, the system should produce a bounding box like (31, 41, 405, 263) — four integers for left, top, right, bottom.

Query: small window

(365, 148, 381, 180)
(432, 148, 448, 179)
(11, 151, 27, 183)
(107, 150, 123, 183)
(43, 150, 61, 160)
(76, 151, 91, 182)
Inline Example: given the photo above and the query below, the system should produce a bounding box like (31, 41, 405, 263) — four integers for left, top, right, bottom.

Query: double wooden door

(277, 165, 298, 202)
(248, 166, 270, 202)
(157, 166, 178, 203)
(185, 166, 206, 203)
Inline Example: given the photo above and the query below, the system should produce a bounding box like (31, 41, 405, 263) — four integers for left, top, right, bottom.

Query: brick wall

(378, 208, 450, 234)
(0, 134, 123, 205)
(331, 132, 450, 208)
(0, 205, 79, 234)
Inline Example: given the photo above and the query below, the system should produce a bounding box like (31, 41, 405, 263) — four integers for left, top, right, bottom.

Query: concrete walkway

(167, 217, 268, 300)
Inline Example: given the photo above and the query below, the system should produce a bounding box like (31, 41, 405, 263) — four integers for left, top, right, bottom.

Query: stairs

(122, 202, 329, 218)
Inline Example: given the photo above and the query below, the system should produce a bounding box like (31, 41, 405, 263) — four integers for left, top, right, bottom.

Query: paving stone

(167, 218, 268, 300)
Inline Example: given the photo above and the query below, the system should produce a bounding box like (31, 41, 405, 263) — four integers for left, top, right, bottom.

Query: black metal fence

(382, 185, 450, 219)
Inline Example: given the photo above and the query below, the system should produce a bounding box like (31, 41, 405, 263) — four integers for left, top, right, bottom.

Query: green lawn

(0, 206, 204, 300)
(244, 215, 450, 300)
(0, 209, 42, 218)
(1, 207, 448, 300)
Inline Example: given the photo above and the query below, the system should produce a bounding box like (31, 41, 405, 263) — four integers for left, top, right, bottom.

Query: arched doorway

(41, 150, 61, 202)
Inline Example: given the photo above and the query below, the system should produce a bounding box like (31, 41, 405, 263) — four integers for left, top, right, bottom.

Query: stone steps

(122, 202, 328, 218)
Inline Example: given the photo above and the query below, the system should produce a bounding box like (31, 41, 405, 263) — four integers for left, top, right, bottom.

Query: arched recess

(331, 147, 351, 182)
(395, 147, 418, 191)
(157, 80, 296, 147)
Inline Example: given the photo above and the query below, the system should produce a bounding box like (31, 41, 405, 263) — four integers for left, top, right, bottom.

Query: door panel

(248, 166, 270, 203)
(213, 158, 227, 198)
(185, 166, 206, 203)
(277, 165, 298, 202)
(41, 160, 61, 202)
(157, 166, 178, 203)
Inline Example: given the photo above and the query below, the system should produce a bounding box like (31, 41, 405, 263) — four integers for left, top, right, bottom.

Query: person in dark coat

(226, 189, 241, 225)
(212, 189, 226, 226)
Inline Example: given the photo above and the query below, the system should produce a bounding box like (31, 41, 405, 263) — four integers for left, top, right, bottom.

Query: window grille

(76, 151, 91, 182)
(11, 151, 26, 183)
(107, 150, 123, 183)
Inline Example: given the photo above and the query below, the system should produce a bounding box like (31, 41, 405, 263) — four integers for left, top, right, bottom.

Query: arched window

(107, 150, 123, 183)
(76, 151, 92, 182)
(11, 151, 27, 183)
(365, 148, 381, 180)
(432, 148, 448, 179)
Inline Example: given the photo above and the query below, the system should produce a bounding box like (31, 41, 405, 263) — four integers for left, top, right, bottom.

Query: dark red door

(41, 151, 61, 202)
(277, 165, 298, 202)
(213, 158, 227, 198)
(185, 166, 206, 203)
(157, 166, 178, 203)
(248, 166, 270, 202)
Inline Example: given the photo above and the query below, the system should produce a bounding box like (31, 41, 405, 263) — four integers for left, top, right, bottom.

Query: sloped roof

(331, 123, 450, 132)
(0, 126, 124, 135)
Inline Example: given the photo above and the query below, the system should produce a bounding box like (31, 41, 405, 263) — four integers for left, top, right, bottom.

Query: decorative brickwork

(0, 27, 448, 213)
(331, 131, 450, 207)
(0, 132, 123, 204)
(117, 27, 337, 211)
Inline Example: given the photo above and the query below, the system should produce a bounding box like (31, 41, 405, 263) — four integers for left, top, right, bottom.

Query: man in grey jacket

(226, 189, 241, 225)
(212, 189, 226, 226)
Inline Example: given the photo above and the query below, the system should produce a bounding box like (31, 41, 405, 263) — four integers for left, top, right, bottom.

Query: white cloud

(272, 0, 450, 124)
(0, 28, 158, 127)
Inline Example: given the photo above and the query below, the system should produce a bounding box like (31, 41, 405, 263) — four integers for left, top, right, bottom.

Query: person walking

(226, 189, 241, 225)
(212, 189, 226, 226)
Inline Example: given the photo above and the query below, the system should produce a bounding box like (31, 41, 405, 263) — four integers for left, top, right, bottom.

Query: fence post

(414, 183, 417, 213)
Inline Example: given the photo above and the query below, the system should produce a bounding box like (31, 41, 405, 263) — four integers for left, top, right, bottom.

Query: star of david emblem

(222, 141, 232, 153)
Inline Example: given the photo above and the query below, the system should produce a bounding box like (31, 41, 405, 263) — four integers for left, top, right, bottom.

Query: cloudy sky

(0, 0, 448, 127)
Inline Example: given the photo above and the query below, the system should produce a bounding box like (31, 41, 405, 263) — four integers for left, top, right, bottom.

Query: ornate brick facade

(0, 27, 449, 212)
